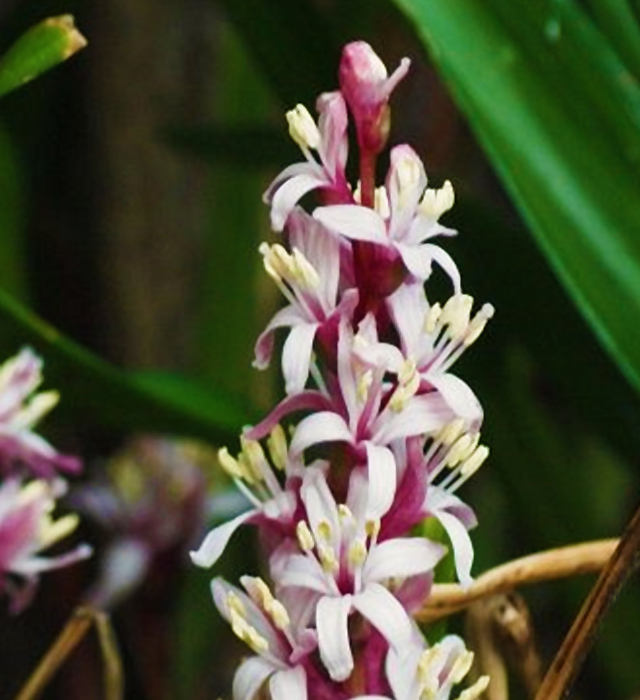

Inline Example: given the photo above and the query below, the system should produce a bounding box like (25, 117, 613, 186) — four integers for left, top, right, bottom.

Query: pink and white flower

(0, 348, 81, 479)
(254, 209, 357, 395)
(314, 146, 461, 289)
(212, 576, 317, 700)
(264, 91, 352, 232)
(190, 427, 303, 570)
(351, 634, 490, 700)
(270, 468, 444, 682)
(0, 477, 91, 613)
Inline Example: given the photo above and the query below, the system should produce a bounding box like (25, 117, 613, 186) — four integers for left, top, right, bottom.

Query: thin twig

(14, 607, 94, 700)
(418, 539, 617, 622)
(94, 611, 124, 700)
(534, 503, 640, 700)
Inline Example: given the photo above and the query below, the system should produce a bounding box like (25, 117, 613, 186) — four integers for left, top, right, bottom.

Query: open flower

(264, 91, 352, 231)
(212, 576, 316, 700)
(314, 146, 460, 289)
(0, 348, 81, 479)
(254, 209, 357, 395)
(270, 468, 444, 682)
(351, 634, 489, 700)
(190, 426, 303, 570)
(0, 477, 91, 613)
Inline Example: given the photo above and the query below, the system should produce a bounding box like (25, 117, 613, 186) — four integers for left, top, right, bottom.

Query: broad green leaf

(0, 15, 86, 99)
(392, 0, 640, 393)
(0, 287, 250, 444)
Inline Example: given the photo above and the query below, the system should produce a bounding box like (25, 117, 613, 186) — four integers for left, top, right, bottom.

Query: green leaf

(0, 287, 251, 444)
(214, 0, 340, 107)
(0, 15, 86, 99)
(391, 0, 640, 393)
(164, 125, 296, 168)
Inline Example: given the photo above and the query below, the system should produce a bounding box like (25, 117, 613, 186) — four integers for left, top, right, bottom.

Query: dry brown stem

(418, 539, 618, 623)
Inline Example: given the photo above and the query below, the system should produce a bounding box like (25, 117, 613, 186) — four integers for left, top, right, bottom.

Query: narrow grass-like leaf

(0, 15, 86, 99)
(0, 287, 250, 444)
(392, 0, 640, 393)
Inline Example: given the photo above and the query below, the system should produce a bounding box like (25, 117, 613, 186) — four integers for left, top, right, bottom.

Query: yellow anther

(419, 179, 455, 219)
(269, 599, 291, 630)
(218, 447, 245, 480)
(449, 650, 474, 684)
(240, 436, 266, 483)
(20, 390, 59, 427)
(318, 544, 339, 573)
(437, 418, 466, 447)
(291, 247, 321, 289)
(286, 104, 321, 150)
(226, 591, 247, 617)
(39, 513, 79, 549)
(357, 370, 373, 402)
(424, 302, 442, 334)
(461, 446, 489, 478)
(259, 242, 282, 282)
(464, 303, 495, 346)
(441, 295, 473, 339)
(446, 433, 476, 467)
(18, 479, 49, 505)
(374, 186, 390, 218)
(456, 675, 490, 700)
(365, 519, 381, 538)
(338, 504, 353, 522)
(266, 424, 288, 472)
(348, 539, 368, 567)
(296, 521, 315, 551)
(395, 154, 422, 208)
(247, 577, 275, 610)
(317, 519, 332, 543)
(230, 608, 269, 654)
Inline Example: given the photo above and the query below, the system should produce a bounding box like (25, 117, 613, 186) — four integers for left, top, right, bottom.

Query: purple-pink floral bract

(191, 41, 493, 700)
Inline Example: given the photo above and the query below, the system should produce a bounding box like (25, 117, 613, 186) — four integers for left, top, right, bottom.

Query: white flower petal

(273, 552, 333, 594)
(290, 411, 353, 457)
(373, 394, 452, 445)
(434, 510, 475, 588)
(301, 468, 340, 539)
(254, 305, 308, 370)
(428, 374, 483, 428)
(282, 322, 319, 395)
(233, 655, 277, 700)
(364, 443, 397, 520)
(270, 666, 307, 700)
(352, 582, 413, 651)
(189, 509, 254, 568)
(316, 594, 354, 681)
(271, 170, 329, 231)
(314, 205, 387, 243)
(364, 537, 444, 582)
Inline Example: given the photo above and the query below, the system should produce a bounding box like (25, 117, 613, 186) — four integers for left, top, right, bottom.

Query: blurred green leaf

(165, 125, 296, 167)
(392, 0, 640, 394)
(0, 121, 27, 301)
(0, 287, 251, 444)
(0, 15, 86, 100)
(215, 0, 339, 107)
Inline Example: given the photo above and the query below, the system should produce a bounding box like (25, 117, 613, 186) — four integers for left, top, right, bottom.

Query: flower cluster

(192, 41, 493, 699)
(0, 348, 90, 613)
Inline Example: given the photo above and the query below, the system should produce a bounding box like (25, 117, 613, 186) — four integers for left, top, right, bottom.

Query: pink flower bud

(339, 41, 410, 154)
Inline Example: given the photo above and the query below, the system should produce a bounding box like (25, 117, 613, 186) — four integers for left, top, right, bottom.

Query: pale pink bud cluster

(192, 42, 493, 699)
(0, 348, 90, 613)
